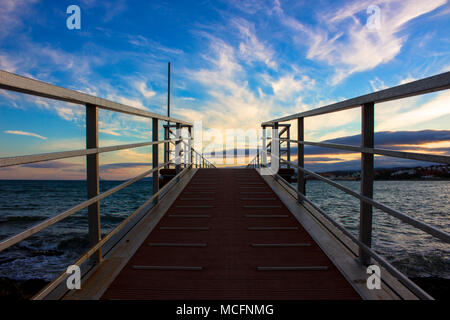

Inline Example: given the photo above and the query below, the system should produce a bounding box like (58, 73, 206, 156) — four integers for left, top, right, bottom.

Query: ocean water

(303, 180, 449, 279)
(0, 179, 448, 282)
(0, 180, 153, 281)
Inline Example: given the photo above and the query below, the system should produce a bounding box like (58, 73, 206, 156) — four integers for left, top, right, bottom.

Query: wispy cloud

(269, 73, 315, 101)
(275, 0, 448, 83)
(137, 81, 156, 99)
(21, 161, 76, 169)
(80, 0, 127, 22)
(376, 90, 450, 131)
(0, 0, 38, 40)
(232, 18, 277, 69)
(4, 130, 47, 140)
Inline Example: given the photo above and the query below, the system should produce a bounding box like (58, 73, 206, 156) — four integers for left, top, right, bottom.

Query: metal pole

(359, 102, 374, 265)
(168, 62, 171, 118)
(175, 123, 181, 174)
(86, 104, 101, 263)
(165, 62, 171, 169)
(297, 117, 305, 202)
(152, 118, 159, 204)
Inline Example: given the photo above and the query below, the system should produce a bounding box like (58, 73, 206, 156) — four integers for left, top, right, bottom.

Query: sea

(0, 179, 448, 281)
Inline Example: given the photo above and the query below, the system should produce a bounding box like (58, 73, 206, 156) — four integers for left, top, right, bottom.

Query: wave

(0, 215, 46, 223)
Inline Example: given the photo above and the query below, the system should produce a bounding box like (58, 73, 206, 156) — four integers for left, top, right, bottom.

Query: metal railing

(252, 71, 450, 299)
(0, 70, 214, 296)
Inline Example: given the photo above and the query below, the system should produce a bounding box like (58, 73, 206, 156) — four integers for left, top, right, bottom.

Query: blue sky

(0, 0, 449, 179)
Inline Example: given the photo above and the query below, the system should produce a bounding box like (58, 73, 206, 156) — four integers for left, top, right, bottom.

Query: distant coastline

(306, 164, 450, 181)
(1, 165, 449, 182)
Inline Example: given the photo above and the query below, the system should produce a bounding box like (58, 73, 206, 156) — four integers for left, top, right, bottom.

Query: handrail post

(183, 133, 187, 169)
(261, 125, 267, 166)
(287, 125, 291, 168)
(359, 102, 375, 265)
(257, 149, 260, 167)
(297, 117, 305, 202)
(164, 125, 169, 169)
(274, 122, 279, 172)
(152, 118, 159, 204)
(175, 123, 181, 174)
(86, 104, 101, 264)
(188, 126, 193, 168)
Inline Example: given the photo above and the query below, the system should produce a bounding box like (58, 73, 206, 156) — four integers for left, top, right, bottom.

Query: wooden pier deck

(101, 169, 359, 300)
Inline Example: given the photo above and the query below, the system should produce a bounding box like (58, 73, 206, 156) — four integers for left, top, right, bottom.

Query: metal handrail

(0, 139, 183, 168)
(0, 70, 214, 290)
(280, 158, 450, 243)
(279, 138, 450, 165)
(167, 128, 216, 168)
(0, 70, 191, 125)
(0, 160, 171, 251)
(272, 171, 433, 300)
(168, 141, 215, 168)
(33, 165, 192, 300)
(254, 71, 450, 298)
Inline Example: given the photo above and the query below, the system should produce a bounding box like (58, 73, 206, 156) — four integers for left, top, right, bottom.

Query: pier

(0, 70, 449, 300)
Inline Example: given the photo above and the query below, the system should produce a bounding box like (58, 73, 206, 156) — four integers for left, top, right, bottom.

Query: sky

(0, 0, 449, 180)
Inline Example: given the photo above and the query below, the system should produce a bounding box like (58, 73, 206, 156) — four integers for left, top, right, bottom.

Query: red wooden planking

(101, 169, 360, 300)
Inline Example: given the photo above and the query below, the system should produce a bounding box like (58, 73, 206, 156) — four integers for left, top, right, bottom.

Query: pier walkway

(101, 169, 359, 300)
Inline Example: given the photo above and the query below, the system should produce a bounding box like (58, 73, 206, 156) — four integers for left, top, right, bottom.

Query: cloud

(0, 54, 18, 73)
(232, 18, 277, 69)
(275, 0, 448, 83)
(54, 104, 85, 122)
(100, 162, 152, 171)
(269, 74, 315, 100)
(370, 77, 388, 91)
(225, 129, 450, 162)
(137, 82, 156, 99)
(185, 36, 272, 131)
(291, 130, 450, 158)
(80, 0, 127, 22)
(4, 130, 47, 140)
(376, 90, 450, 131)
(21, 161, 78, 169)
(109, 95, 148, 111)
(304, 157, 437, 172)
(99, 128, 121, 136)
(0, 0, 38, 40)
